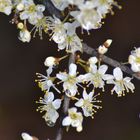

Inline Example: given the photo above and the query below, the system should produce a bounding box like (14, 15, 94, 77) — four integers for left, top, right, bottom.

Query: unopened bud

(103, 39, 112, 48)
(88, 57, 98, 64)
(76, 125, 83, 132)
(44, 56, 57, 67)
(17, 22, 24, 29)
(21, 132, 33, 140)
(98, 45, 108, 54)
(19, 29, 31, 42)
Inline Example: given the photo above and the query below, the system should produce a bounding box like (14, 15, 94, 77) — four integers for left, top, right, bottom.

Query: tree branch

(83, 43, 140, 80)
(54, 54, 75, 140)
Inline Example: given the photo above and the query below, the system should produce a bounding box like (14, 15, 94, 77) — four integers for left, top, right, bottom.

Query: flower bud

(19, 29, 31, 42)
(76, 125, 83, 132)
(44, 56, 57, 67)
(88, 57, 98, 64)
(98, 45, 108, 54)
(21, 132, 33, 140)
(103, 39, 112, 48)
(17, 22, 24, 30)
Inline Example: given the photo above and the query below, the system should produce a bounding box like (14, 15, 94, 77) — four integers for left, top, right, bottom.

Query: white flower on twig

(57, 63, 81, 96)
(19, 1, 45, 25)
(62, 107, 83, 132)
(58, 21, 82, 53)
(0, 0, 13, 15)
(80, 64, 112, 91)
(48, 17, 66, 44)
(36, 67, 60, 93)
(70, 1, 101, 31)
(75, 89, 102, 118)
(37, 92, 62, 126)
(107, 67, 135, 97)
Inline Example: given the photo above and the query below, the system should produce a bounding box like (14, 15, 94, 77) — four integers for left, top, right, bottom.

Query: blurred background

(0, 0, 140, 140)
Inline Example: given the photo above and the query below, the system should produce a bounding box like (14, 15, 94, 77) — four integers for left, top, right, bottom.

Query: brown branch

(83, 43, 140, 80)
(54, 53, 75, 140)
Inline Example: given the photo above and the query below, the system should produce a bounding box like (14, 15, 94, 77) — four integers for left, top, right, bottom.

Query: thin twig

(83, 43, 140, 80)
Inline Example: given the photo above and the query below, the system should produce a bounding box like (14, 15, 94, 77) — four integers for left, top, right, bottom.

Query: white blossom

(128, 47, 140, 72)
(19, 1, 45, 25)
(0, 0, 13, 15)
(107, 67, 135, 97)
(80, 64, 113, 91)
(62, 107, 83, 132)
(56, 63, 80, 96)
(37, 92, 62, 126)
(70, 1, 102, 31)
(48, 17, 67, 44)
(58, 21, 82, 53)
(75, 89, 101, 117)
(36, 67, 60, 93)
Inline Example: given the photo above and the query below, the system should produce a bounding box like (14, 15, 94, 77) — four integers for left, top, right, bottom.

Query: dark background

(0, 0, 140, 140)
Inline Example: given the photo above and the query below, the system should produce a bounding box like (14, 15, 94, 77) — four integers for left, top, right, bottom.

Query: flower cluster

(1, 0, 137, 138)
(0, 0, 120, 53)
(35, 55, 135, 132)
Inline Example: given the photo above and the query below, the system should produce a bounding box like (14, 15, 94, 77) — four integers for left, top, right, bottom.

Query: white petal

(128, 55, 136, 64)
(131, 63, 140, 72)
(56, 73, 68, 81)
(88, 57, 98, 64)
(90, 64, 97, 73)
(52, 99, 62, 109)
(44, 92, 54, 102)
(75, 99, 84, 107)
(83, 89, 88, 100)
(69, 63, 77, 76)
(69, 107, 77, 113)
(71, 120, 81, 127)
(98, 65, 108, 75)
(50, 110, 59, 123)
(102, 74, 114, 81)
(36, 5, 45, 12)
(88, 91, 94, 100)
(62, 116, 72, 126)
(113, 67, 123, 81)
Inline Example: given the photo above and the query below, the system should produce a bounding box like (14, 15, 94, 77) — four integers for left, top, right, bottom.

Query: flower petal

(52, 99, 62, 110)
(98, 65, 108, 75)
(113, 67, 123, 81)
(75, 99, 84, 107)
(83, 89, 88, 100)
(62, 116, 72, 126)
(56, 73, 68, 81)
(44, 92, 54, 102)
(69, 63, 77, 76)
